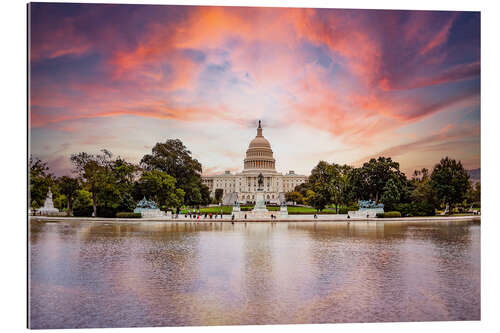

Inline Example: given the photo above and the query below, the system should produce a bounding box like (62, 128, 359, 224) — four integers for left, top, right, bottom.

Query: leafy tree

(58, 176, 80, 216)
(330, 164, 354, 213)
(380, 177, 402, 211)
(347, 167, 367, 201)
(358, 157, 406, 202)
(306, 161, 353, 212)
(306, 190, 329, 212)
(29, 156, 53, 208)
(430, 157, 470, 212)
(214, 188, 224, 203)
(72, 190, 93, 217)
(200, 184, 211, 206)
(285, 191, 304, 204)
(100, 157, 137, 211)
(118, 193, 136, 212)
(167, 188, 185, 209)
(466, 182, 481, 207)
(71, 150, 114, 217)
(294, 182, 310, 198)
(140, 139, 207, 205)
(410, 168, 438, 212)
(136, 170, 184, 209)
(307, 161, 333, 211)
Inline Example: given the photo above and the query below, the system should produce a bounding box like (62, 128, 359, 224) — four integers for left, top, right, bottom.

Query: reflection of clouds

(29, 220, 480, 328)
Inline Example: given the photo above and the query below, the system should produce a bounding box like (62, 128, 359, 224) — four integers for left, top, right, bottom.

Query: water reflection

(29, 220, 480, 328)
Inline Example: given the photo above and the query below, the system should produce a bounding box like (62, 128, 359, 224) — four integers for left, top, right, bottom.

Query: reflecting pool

(29, 219, 480, 328)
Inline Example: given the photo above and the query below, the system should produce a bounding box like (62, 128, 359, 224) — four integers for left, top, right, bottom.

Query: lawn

(179, 205, 347, 215)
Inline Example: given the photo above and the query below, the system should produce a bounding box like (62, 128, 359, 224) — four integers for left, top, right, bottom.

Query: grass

(179, 205, 347, 215)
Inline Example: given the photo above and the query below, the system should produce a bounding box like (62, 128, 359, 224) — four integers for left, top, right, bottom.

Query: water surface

(29, 220, 480, 328)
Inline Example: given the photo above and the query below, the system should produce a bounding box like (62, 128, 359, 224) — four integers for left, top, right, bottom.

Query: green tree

(140, 139, 207, 205)
(100, 157, 137, 211)
(466, 182, 480, 207)
(307, 161, 334, 211)
(200, 184, 211, 206)
(72, 190, 93, 217)
(285, 191, 304, 204)
(214, 188, 224, 203)
(136, 170, 184, 209)
(29, 156, 53, 209)
(71, 150, 114, 217)
(410, 167, 438, 210)
(57, 176, 80, 216)
(357, 157, 406, 202)
(167, 188, 185, 209)
(380, 177, 402, 211)
(306, 161, 354, 212)
(294, 182, 310, 198)
(330, 164, 353, 213)
(430, 157, 470, 212)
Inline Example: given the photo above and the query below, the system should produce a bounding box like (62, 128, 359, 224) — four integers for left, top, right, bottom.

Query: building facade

(202, 121, 308, 205)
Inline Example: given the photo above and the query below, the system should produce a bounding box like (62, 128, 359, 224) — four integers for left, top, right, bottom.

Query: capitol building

(202, 121, 308, 205)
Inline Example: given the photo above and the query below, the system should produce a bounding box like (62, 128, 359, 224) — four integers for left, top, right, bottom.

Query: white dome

(243, 121, 276, 173)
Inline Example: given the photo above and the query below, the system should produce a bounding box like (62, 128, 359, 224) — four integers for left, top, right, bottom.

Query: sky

(29, 3, 480, 177)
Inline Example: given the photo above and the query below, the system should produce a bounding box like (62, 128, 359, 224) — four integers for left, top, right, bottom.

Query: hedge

(116, 212, 142, 218)
(395, 202, 435, 217)
(73, 206, 93, 217)
(377, 211, 402, 218)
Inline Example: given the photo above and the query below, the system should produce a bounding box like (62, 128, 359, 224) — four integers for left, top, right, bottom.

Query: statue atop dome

(257, 120, 263, 137)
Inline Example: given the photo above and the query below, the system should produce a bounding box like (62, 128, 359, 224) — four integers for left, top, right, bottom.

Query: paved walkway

(30, 214, 480, 223)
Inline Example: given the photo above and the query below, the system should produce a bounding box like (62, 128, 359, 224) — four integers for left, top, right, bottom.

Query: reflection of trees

(421, 221, 480, 321)
(29, 219, 480, 327)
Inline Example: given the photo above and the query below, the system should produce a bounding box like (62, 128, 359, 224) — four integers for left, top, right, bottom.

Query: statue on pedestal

(257, 172, 264, 190)
(37, 187, 60, 215)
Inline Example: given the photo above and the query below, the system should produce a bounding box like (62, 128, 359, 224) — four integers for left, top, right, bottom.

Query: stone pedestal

(133, 207, 168, 218)
(348, 208, 384, 218)
(253, 190, 268, 212)
(279, 205, 288, 218)
(37, 188, 60, 215)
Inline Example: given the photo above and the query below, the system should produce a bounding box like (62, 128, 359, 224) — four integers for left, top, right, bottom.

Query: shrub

(379, 211, 402, 218)
(385, 211, 402, 218)
(394, 202, 435, 217)
(116, 212, 142, 218)
(97, 206, 118, 218)
(73, 206, 93, 217)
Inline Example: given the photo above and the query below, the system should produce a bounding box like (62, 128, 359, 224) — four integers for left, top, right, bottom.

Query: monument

(133, 197, 171, 218)
(279, 200, 288, 218)
(348, 200, 384, 218)
(252, 173, 268, 212)
(37, 188, 60, 215)
(201, 120, 307, 205)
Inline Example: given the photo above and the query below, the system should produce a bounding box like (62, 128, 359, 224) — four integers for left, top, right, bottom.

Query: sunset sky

(29, 3, 480, 177)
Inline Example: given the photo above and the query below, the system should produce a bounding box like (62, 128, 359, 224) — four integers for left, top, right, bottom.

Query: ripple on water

(29, 220, 480, 328)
